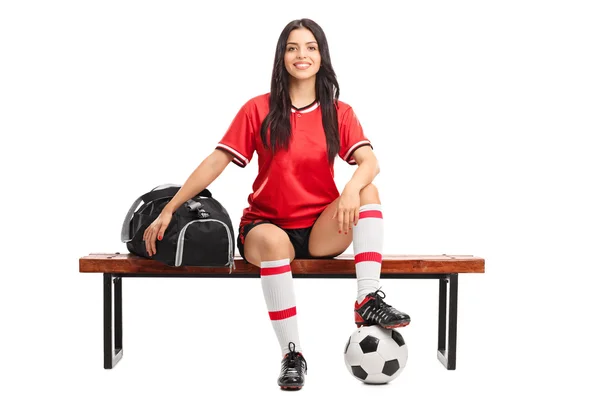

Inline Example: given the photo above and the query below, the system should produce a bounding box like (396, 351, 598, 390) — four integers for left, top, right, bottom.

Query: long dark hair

(260, 18, 340, 164)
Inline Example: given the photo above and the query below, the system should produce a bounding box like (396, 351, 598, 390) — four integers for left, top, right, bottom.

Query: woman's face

(284, 28, 321, 82)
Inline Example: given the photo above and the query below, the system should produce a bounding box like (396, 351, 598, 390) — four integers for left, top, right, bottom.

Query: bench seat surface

(79, 253, 485, 275)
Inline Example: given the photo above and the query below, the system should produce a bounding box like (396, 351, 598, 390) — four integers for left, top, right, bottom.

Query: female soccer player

(143, 18, 410, 390)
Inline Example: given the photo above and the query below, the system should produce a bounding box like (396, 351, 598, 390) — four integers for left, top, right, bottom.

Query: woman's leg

(349, 185, 410, 328)
(243, 223, 300, 356)
(309, 184, 410, 328)
(244, 223, 307, 389)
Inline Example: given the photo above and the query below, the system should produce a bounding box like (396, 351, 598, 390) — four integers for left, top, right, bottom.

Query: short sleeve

(338, 107, 373, 165)
(216, 104, 256, 168)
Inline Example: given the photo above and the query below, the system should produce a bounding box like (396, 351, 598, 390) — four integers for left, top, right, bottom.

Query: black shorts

(236, 219, 342, 263)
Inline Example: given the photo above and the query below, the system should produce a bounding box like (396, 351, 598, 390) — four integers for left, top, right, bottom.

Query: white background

(1, 0, 599, 398)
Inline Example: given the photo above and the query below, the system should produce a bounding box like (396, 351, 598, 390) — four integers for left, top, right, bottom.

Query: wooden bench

(79, 253, 484, 371)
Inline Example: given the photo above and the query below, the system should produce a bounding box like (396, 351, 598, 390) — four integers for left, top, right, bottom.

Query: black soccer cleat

(278, 342, 307, 390)
(354, 289, 411, 329)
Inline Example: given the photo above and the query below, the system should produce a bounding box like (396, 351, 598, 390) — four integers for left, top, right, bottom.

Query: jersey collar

(291, 100, 320, 114)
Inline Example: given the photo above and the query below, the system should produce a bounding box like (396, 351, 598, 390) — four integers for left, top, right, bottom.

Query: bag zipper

(175, 219, 235, 272)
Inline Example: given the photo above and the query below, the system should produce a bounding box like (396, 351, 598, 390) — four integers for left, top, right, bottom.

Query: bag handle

(120, 185, 212, 242)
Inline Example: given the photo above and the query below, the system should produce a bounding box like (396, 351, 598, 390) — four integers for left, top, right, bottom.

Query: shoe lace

(372, 288, 403, 315)
(283, 342, 307, 375)
(372, 289, 390, 308)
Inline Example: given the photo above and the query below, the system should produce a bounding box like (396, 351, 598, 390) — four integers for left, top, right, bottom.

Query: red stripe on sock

(359, 210, 383, 219)
(355, 252, 383, 263)
(269, 306, 297, 320)
(260, 264, 291, 276)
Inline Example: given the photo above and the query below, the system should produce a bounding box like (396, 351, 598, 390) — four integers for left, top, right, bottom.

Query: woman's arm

(334, 146, 380, 233)
(343, 146, 380, 193)
(163, 149, 234, 214)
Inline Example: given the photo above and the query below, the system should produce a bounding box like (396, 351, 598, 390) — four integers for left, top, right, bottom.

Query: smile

(294, 63, 311, 70)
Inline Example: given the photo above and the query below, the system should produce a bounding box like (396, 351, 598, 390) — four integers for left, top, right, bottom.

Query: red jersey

(216, 93, 372, 229)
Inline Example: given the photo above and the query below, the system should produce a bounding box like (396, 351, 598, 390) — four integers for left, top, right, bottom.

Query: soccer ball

(344, 325, 408, 384)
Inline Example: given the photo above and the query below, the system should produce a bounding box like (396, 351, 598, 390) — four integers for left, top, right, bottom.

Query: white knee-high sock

(260, 258, 302, 356)
(353, 204, 383, 303)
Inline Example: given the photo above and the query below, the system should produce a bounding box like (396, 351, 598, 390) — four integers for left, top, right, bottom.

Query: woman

(143, 18, 410, 390)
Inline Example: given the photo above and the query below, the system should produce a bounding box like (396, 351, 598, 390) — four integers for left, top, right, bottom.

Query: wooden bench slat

(79, 253, 485, 275)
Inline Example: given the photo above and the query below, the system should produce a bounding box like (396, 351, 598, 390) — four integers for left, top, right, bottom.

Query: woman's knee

(360, 183, 380, 205)
(244, 224, 295, 264)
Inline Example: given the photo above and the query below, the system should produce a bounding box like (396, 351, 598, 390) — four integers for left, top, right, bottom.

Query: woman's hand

(332, 185, 361, 234)
(143, 211, 173, 256)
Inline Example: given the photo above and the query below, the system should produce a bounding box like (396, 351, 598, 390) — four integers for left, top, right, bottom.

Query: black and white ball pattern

(344, 325, 408, 384)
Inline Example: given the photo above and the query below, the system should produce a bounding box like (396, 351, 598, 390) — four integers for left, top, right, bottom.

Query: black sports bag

(120, 184, 235, 271)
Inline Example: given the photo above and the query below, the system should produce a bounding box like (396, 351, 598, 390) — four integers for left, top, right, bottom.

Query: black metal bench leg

(437, 273, 458, 370)
(104, 274, 123, 369)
